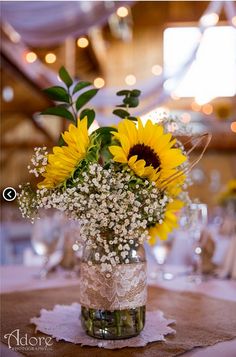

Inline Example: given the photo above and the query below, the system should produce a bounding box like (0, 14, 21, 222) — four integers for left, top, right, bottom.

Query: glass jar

(80, 244, 147, 339)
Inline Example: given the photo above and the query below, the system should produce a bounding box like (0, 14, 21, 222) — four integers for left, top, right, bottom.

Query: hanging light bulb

(45, 53, 56, 64)
(25, 51, 37, 63)
(94, 77, 105, 88)
(125, 74, 136, 86)
(230, 122, 236, 133)
(116, 6, 129, 18)
(151, 64, 162, 76)
(77, 37, 89, 48)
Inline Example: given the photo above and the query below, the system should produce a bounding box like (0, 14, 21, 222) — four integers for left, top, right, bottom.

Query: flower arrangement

(18, 67, 192, 339)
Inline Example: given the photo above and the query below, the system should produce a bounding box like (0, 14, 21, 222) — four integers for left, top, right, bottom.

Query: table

(1, 265, 236, 357)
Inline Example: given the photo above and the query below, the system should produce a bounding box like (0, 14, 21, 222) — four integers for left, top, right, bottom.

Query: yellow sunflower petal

(109, 118, 187, 188)
(109, 146, 127, 163)
(38, 117, 89, 189)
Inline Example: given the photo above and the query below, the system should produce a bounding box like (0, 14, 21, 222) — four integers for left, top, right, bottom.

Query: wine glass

(188, 203, 208, 283)
(151, 237, 175, 281)
(31, 210, 64, 278)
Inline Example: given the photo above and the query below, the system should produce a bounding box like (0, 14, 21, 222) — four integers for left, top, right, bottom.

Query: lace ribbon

(79, 262, 147, 310)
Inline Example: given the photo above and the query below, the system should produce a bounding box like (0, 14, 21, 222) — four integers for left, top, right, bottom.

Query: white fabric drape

(0, 1, 128, 47)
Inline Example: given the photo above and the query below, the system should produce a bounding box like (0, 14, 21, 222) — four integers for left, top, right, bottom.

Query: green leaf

(131, 89, 141, 97)
(58, 134, 65, 146)
(116, 104, 127, 108)
(128, 116, 138, 122)
(42, 107, 75, 122)
(94, 126, 117, 145)
(76, 89, 99, 111)
(43, 86, 70, 103)
(95, 126, 117, 136)
(59, 66, 73, 88)
(73, 81, 92, 94)
(123, 96, 139, 108)
(113, 109, 130, 118)
(116, 90, 130, 96)
(80, 108, 95, 128)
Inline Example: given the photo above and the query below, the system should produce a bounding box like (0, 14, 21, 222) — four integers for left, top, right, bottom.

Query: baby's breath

(18, 163, 170, 270)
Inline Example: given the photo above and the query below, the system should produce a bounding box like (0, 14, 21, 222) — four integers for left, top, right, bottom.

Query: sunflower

(148, 199, 184, 243)
(109, 118, 186, 189)
(38, 117, 89, 188)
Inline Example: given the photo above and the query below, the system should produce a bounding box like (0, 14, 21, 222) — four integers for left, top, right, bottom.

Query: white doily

(31, 303, 175, 349)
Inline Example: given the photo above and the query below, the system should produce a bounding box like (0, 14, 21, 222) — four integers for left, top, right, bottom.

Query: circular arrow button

(2, 187, 17, 202)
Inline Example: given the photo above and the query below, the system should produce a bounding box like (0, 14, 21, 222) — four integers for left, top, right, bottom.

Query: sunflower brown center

(128, 144, 161, 169)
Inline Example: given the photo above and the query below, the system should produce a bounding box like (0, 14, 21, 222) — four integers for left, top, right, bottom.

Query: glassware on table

(151, 237, 175, 281)
(188, 203, 208, 284)
(31, 210, 64, 278)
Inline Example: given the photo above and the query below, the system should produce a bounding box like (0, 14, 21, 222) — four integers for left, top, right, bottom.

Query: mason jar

(79, 244, 147, 339)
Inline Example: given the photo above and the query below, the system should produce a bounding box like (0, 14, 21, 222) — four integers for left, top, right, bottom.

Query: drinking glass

(151, 237, 175, 281)
(188, 203, 208, 283)
(31, 210, 64, 278)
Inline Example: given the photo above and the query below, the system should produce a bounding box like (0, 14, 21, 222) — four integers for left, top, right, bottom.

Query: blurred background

(0, 1, 235, 271)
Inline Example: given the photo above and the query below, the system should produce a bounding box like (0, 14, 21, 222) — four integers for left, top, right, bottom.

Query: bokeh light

(202, 104, 213, 115)
(230, 122, 236, 133)
(125, 74, 136, 86)
(77, 37, 89, 48)
(94, 77, 105, 88)
(25, 51, 37, 63)
(191, 102, 201, 112)
(151, 64, 162, 76)
(116, 6, 129, 18)
(45, 53, 56, 64)
(2, 86, 14, 102)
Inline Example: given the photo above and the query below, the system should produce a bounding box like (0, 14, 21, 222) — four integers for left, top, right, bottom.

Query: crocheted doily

(31, 303, 175, 349)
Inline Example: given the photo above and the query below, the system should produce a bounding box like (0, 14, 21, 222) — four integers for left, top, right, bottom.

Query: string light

(94, 77, 105, 88)
(151, 64, 162, 76)
(231, 122, 236, 133)
(45, 53, 56, 64)
(191, 102, 201, 112)
(77, 37, 89, 48)
(125, 74, 136, 86)
(2, 86, 14, 102)
(116, 6, 129, 18)
(200, 12, 219, 27)
(25, 51, 37, 63)
(202, 104, 213, 115)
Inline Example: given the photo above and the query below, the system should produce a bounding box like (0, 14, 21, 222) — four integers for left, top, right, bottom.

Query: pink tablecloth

(1, 265, 236, 357)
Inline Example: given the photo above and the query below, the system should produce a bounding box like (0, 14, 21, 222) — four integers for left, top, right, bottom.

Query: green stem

(68, 92, 77, 123)
(115, 310, 122, 336)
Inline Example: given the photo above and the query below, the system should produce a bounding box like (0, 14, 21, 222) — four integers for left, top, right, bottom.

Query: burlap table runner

(1, 285, 236, 357)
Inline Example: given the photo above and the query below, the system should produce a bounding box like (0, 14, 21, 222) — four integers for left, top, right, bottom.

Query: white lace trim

(79, 262, 147, 310)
